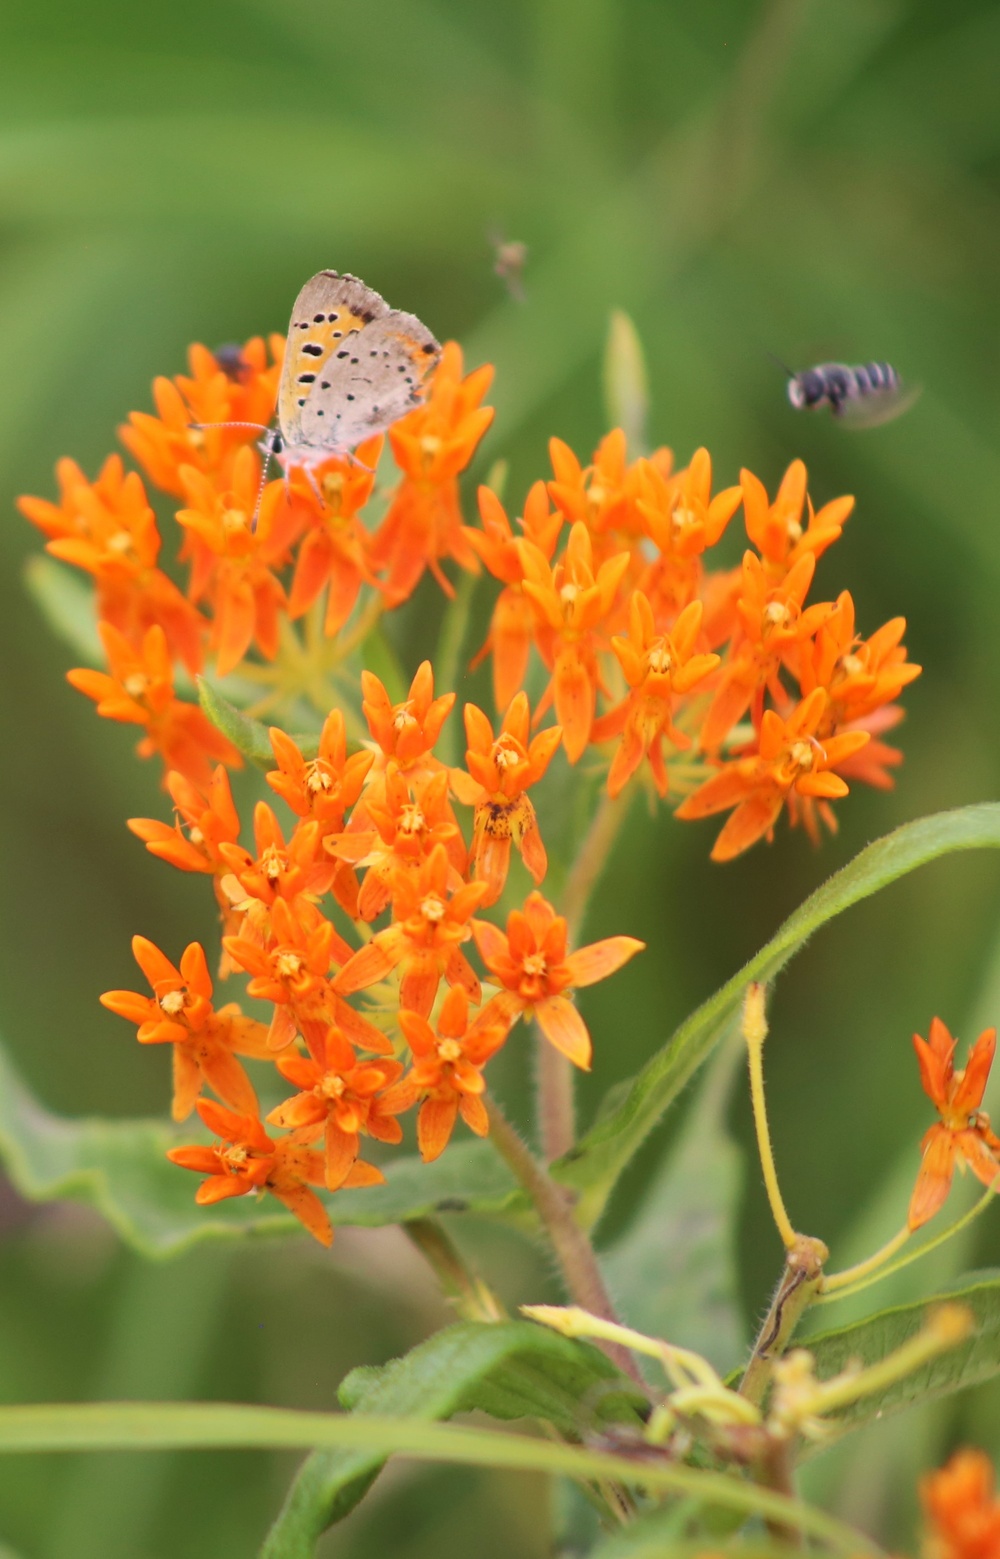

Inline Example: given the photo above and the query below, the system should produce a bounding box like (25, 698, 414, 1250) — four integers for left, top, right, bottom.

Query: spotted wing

(277, 272, 390, 447)
(836, 381, 923, 429)
(295, 310, 441, 450)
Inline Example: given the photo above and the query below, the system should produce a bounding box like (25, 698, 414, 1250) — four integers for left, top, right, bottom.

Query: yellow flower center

(305, 762, 333, 796)
(159, 990, 186, 1017)
(123, 673, 148, 700)
(275, 950, 304, 978)
(841, 652, 864, 677)
(320, 1073, 347, 1100)
(188, 825, 205, 846)
(494, 740, 520, 771)
(523, 952, 547, 977)
(673, 504, 696, 533)
(260, 845, 286, 883)
(785, 517, 803, 542)
(107, 530, 133, 555)
(222, 507, 248, 536)
(420, 435, 442, 468)
(437, 1039, 462, 1062)
(763, 602, 789, 626)
(399, 804, 426, 836)
(648, 644, 673, 676)
(560, 582, 580, 608)
(220, 1145, 249, 1174)
(321, 471, 345, 514)
(587, 482, 606, 511)
(789, 740, 815, 771)
(421, 895, 445, 924)
(186, 427, 207, 454)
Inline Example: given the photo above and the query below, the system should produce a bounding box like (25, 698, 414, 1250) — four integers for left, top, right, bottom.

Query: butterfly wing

(836, 381, 923, 429)
(295, 310, 441, 450)
(277, 272, 390, 448)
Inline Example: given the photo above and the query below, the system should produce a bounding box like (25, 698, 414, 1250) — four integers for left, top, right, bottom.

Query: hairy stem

(487, 1099, 643, 1386)
(404, 1219, 506, 1323)
(739, 1235, 828, 1408)
(538, 790, 631, 1161)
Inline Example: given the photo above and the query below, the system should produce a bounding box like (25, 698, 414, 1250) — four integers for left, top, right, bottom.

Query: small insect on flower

(268, 272, 441, 484)
(783, 360, 920, 428)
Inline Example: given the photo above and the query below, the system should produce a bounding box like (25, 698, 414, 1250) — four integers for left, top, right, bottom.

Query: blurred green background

(2, 0, 1000, 1552)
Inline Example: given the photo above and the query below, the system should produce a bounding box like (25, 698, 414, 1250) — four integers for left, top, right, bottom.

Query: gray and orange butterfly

(271, 271, 441, 477)
(199, 272, 441, 516)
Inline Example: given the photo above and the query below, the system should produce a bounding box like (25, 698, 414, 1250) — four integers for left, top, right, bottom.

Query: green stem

(0, 1401, 884, 1553)
(404, 1219, 506, 1322)
(486, 1099, 643, 1386)
(739, 1235, 828, 1408)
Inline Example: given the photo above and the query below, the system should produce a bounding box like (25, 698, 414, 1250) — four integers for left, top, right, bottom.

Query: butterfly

(268, 271, 441, 485)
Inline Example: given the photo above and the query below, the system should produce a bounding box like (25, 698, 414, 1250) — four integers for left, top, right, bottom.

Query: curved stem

(487, 1098, 644, 1386)
(820, 1227, 910, 1296)
(743, 985, 796, 1250)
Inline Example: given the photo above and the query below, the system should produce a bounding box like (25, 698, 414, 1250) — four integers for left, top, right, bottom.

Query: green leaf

(0, 1039, 523, 1257)
(0, 1403, 880, 1557)
(802, 1268, 1000, 1452)
(196, 678, 320, 769)
(23, 556, 103, 665)
(263, 1320, 645, 1558)
(558, 804, 1000, 1215)
(603, 1040, 745, 1373)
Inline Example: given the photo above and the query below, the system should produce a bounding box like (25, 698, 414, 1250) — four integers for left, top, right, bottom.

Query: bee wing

(835, 381, 923, 429)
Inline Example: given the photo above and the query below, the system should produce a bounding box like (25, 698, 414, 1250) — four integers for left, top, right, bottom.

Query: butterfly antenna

(190, 420, 271, 435)
(250, 432, 278, 533)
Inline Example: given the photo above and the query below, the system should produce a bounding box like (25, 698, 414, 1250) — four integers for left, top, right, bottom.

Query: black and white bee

(783, 360, 920, 427)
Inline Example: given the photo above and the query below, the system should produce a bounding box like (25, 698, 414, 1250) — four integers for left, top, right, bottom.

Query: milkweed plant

(10, 298, 1000, 1559)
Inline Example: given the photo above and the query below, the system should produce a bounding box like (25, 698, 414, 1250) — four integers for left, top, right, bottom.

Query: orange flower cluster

(467, 436, 919, 859)
(22, 327, 918, 862)
(102, 663, 642, 1243)
(921, 1448, 1000, 1559)
(20, 318, 924, 1244)
(21, 336, 493, 789)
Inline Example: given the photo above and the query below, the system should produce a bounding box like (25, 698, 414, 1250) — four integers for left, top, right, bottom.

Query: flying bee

(782, 359, 920, 428)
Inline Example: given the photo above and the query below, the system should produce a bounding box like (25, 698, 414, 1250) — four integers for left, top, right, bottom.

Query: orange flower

(908, 1018, 1000, 1230)
(518, 521, 631, 762)
(334, 843, 486, 1019)
(268, 1025, 405, 1189)
(67, 622, 241, 787)
(921, 1448, 1000, 1559)
(326, 764, 466, 921)
(371, 342, 493, 603)
(465, 482, 563, 711)
(594, 594, 720, 797)
(798, 591, 922, 730)
(176, 447, 293, 677)
(18, 455, 204, 673)
(635, 448, 742, 626)
(451, 694, 562, 903)
(699, 551, 833, 751)
(217, 802, 335, 924)
(380, 987, 510, 1161)
(284, 437, 383, 634)
(120, 335, 282, 497)
(167, 1098, 384, 1247)
(266, 712, 373, 917)
(101, 937, 271, 1120)
(547, 429, 646, 547)
(473, 890, 644, 1070)
(675, 687, 869, 861)
(129, 764, 241, 876)
(740, 461, 853, 579)
(223, 897, 385, 1056)
(361, 660, 455, 782)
